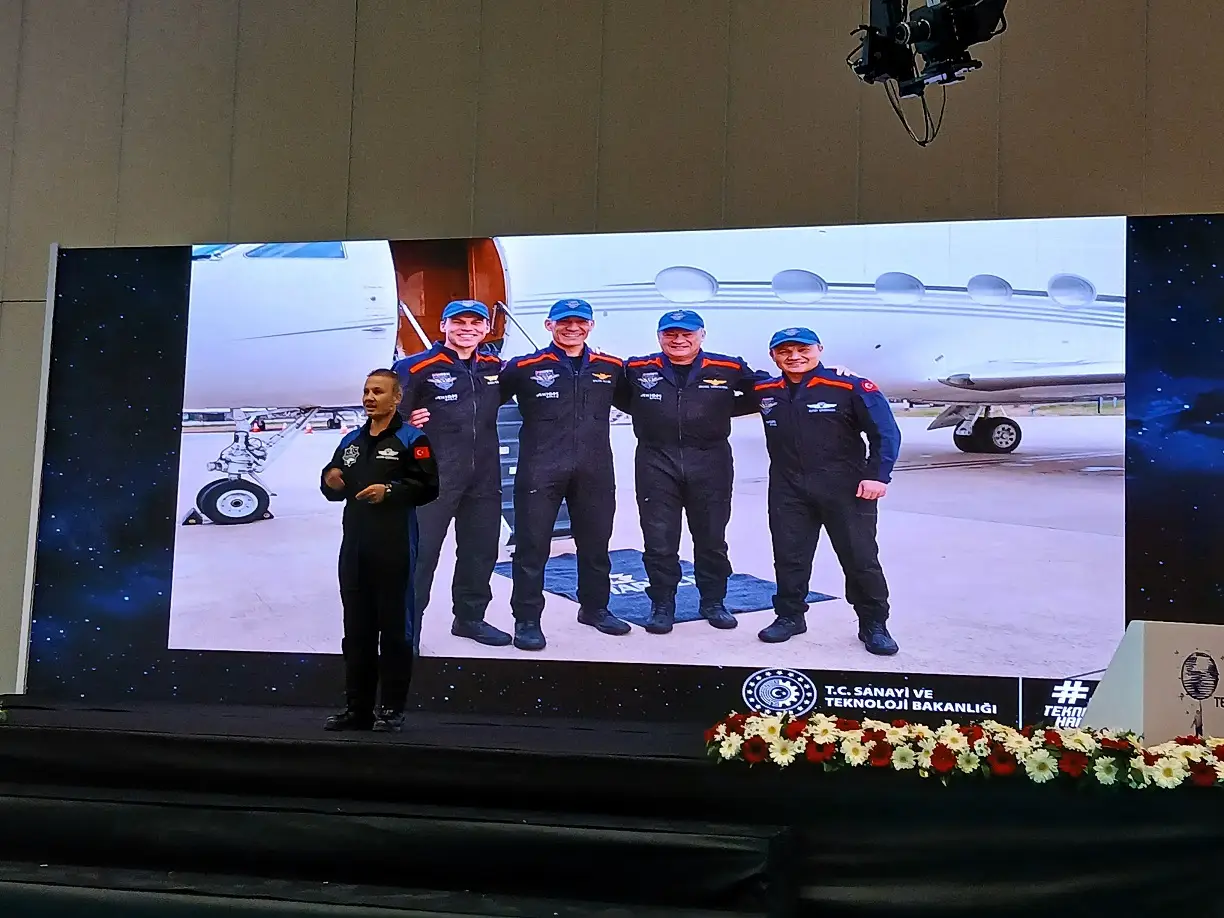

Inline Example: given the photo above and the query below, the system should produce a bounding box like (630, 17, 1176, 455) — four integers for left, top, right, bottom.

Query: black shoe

(858, 620, 899, 656)
(324, 709, 374, 731)
(699, 599, 737, 630)
(451, 618, 513, 647)
(577, 606, 632, 636)
(373, 709, 406, 732)
(644, 598, 675, 634)
(758, 616, 807, 644)
(514, 620, 547, 651)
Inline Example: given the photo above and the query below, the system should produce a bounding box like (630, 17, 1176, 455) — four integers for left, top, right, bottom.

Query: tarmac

(168, 412, 1124, 680)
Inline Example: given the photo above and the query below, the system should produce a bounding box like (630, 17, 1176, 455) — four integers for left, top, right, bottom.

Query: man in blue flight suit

(394, 300, 512, 649)
(753, 328, 901, 656)
(320, 369, 441, 732)
(617, 309, 761, 634)
(500, 298, 632, 651)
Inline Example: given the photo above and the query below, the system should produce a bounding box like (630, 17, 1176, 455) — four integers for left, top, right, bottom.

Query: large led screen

(25, 215, 1133, 725)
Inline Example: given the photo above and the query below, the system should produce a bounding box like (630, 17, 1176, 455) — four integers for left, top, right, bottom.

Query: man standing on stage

(752, 327, 900, 656)
(394, 300, 513, 648)
(500, 298, 632, 651)
(618, 309, 761, 634)
(320, 369, 440, 733)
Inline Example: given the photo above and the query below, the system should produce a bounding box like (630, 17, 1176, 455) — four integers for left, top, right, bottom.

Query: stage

(0, 701, 1221, 917)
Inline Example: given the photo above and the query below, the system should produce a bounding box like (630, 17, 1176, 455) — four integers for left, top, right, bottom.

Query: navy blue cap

(657, 309, 705, 332)
(441, 299, 490, 321)
(548, 298, 594, 321)
(768, 326, 822, 350)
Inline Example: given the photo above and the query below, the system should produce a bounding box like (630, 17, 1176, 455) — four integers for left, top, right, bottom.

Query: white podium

(1081, 620, 1224, 744)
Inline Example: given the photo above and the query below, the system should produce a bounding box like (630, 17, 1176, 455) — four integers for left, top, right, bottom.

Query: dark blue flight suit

(500, 344, 631, 648)
(394, 343, 507, 640)
(320, 414, 439, 719)
(753, 365, 901, 650)
(617, 351, 761, 632)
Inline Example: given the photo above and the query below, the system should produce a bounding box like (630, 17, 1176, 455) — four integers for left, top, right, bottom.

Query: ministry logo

(742, 669, 818, 717)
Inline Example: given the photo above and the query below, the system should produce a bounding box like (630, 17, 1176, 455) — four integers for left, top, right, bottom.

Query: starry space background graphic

(1127, 215, 1224, 626)
(20, 245, 1018, 723)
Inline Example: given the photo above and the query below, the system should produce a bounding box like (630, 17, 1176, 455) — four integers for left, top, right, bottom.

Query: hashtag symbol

(1050, 680, 1090, 705)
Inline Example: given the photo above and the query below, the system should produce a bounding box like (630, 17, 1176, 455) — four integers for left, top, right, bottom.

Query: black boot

(451, 618, 513, 647)
(373, 708, 406, 732)
(858, 619, 899, 655)
(577, 607, 632, 636)
(324, 709, 374, 731)
(758, 615, 807, 644)
(699, 599, 737, 630)
(514, 620, 547, 651)
(645, 597, 675, 634)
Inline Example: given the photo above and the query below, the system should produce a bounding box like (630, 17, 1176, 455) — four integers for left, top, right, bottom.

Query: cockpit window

(191, 244, 237, 259)
(244, 242, 346, 259)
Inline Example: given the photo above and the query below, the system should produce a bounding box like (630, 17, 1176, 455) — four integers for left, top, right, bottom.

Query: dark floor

(0, 698, 704, 759)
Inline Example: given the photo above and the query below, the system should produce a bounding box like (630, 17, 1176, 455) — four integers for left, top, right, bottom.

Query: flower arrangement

(705, 712, 1224, 789)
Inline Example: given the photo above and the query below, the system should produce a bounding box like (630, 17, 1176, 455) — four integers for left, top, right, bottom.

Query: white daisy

(1150, 757, 1187, 789)
(769, 738, 802, 767)
(719, 734, 744, 760)
(1024, 749, 1057, 783)
(892, 746, 917, 770)
(1063, 730, 1098, 754)
(957, 752, 981, 774)
(1093, 757, 1119, 786)
(842, 740, 870, 766)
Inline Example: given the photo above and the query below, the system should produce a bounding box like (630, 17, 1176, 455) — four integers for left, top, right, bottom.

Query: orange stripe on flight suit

(701, 357, 740, 370)
(806, 377, 854, 390)
(408, 353, 453, 373)
(590, 353, 624, 367)
(517, 352, 560, 367)
(755, 380, 785, 391)
(629, 357, 663, 369)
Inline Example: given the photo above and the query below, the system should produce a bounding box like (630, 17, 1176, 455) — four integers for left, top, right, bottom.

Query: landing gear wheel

(327, 416, 341, 429)
(978, 417, 1021, 454)
(196, 478, 271, 525)
(953, 430, 984, 453)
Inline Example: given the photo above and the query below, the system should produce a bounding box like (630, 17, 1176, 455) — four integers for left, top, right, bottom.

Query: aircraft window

(245, 242, 347, 259)
(191, 244, 236, 259)
(771, 269, 828, 303)
(655, 266, 719, 303)
(1047, 273, 1097, 307)
(875, 272, 925, 305)
(967, 274, 1013, 305)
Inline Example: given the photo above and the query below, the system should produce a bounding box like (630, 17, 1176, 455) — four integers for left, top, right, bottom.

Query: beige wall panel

(0, 1, 23, 302)
(858, 41, 1001, 225)
(227, 0, 355, 243)
(347, 0, 481, 241)
(116, 0, 241, 245)
(597, 0, 732, 232)
(3, 1, 128, 302)
(725, 0, 862, 229)
(1146, 2, 1224, 215)
(998, 2, 1146, 219)
(471, 0, 602, 236)
(0, 298, 49, 694)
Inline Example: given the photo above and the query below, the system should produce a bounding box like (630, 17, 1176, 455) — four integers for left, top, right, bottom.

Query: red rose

(727, 713, 748, 733)
(806, 742, 836, 763)
(1021, 726, 1035, 738)
(891, 719, 908, 728)
(930, 744, 957, 774)
(1189, 761, 1217, 787)
(1214, 744, 1224, 762)
(783, 719, 808, 740)
(987, 750, 1017, 776)
(869, 742, 894, 767)
(1176, 735, 1206, 746)
(1142, 750, 1159, 767)
(862, 728, 886, 744)
(1058, 750, 1090, 778)
(1043, 729, 1064, 749)
(742, 736, 769, 763)
(703, 726, 720, 745)
(1100, 737, 1131, 751)
(836, 718, 861, 731)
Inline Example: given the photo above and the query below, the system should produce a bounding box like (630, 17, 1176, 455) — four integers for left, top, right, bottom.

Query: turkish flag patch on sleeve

(860, 380, 879, 393)
(414, 445, 431, 460)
